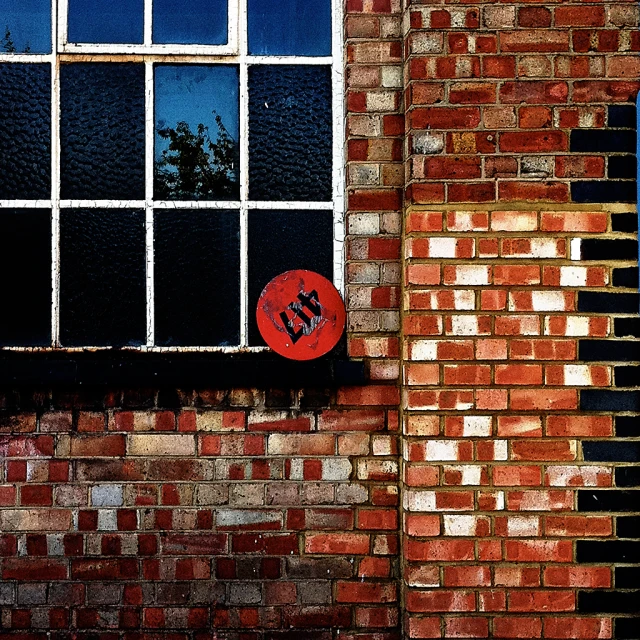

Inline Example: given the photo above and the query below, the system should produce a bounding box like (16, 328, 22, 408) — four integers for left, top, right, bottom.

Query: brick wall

(0, 0, 638, 638)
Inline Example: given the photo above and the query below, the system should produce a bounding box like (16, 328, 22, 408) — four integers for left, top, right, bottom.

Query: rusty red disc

(256, 270, 346, 361)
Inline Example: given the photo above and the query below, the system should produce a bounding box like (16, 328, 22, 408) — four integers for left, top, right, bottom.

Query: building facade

(0, 0, 638, 637)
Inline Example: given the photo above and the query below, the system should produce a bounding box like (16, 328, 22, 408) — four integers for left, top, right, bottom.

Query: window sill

(0, 350, 365, 387)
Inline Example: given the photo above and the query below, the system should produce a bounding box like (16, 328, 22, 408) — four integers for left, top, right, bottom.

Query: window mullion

(239, 0, 249, 347)
(51, 2, 61, 346)
(145, 60, 155, 347)
(144, 0, 152, 47)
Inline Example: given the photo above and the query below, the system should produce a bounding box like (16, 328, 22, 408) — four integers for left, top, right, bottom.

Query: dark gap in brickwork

(617, 517, 640, 539)
(616, 468, 640, 487)
(577, 490, 640, 510)
(613, 269, 639, 289)
(577, 541, 640, 563)
(577, 220, 639, 629)
(617, 416, 640, 437)
(615, 366, 640, 387)
(570, 104, 637, 203)
(577, 291, 639, 313)
(581, 239, 638, 260)
(579, 341, 640, 361)
(577, 590, 640, 613)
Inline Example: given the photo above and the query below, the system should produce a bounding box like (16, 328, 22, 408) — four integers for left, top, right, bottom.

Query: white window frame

(0, 0, 344, 353)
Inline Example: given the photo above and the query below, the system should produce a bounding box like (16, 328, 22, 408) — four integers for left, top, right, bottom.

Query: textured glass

(153, 0, 227, 45)
(154, 210, 240, 346)
(248, 0, 331, 56)
(0, 64, 50, 199)
(249, 65, 332, 201)
(0, 0, 50, 53)
(0, 210, 51, 346)
(248, 210, 333, 345)
(60, 64, 145, 200)
(155, 65, 239, 200)
(67, 0, 143, 44)
(60, 209, 146, 347)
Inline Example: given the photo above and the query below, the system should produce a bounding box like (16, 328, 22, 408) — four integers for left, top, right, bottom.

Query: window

(0, 0, 343, 352)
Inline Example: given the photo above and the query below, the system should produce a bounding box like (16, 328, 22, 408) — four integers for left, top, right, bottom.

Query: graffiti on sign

(256, 270, 346, 360)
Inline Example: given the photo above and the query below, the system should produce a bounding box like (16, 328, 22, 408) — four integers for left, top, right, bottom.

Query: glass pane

(154, 210, 240, 346)
(249, 65, 332, 201)
(0, 64, 51, 199)
(0, 210, 51, 346)
(153, 0, 227, 45)
(155, 65, 239, 200)
(60, 209, 146, 347)
(248, 210, 333, 345)
(60, 63, 145, 200)
(248, 0, 331, 56)
(0, 0, 50, 53)
(67, 0, 143, 44)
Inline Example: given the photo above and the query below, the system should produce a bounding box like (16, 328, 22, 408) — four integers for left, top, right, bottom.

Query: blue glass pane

(0, 0, 50, 53)
(67, 0, 143, 44)
(60, 209, 146, 347)
(248, 65, 332, 201)
(248, 210, 333, 345)
(0, 210, 51, 347)
(60, 63, 145, 200)
(154, 210, 240, 346)
(155, 65, 239, 200)
(153, 0, 227, 45)
(248, 0, 331, 56)
(0, 64, 50, 199)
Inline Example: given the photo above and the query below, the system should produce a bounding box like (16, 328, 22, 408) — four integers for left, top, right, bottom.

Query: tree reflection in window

(154, 113, 239, 200)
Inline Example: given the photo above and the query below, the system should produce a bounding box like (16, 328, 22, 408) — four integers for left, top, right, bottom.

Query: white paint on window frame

(0, 0, 345, 353)
(58, 0, 240, 56)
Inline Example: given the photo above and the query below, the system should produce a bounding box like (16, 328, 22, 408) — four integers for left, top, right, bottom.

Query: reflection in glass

(154, 210, 240, 346)
(153, 0, 227, 45)
(67, 0, 144, 43)
(248, 0, 331, 56)
(0, 0, 51, 53)
(155, 65, 239, 200)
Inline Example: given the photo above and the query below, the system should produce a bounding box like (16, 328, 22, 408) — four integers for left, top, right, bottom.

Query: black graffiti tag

(279, 290, 323, 344)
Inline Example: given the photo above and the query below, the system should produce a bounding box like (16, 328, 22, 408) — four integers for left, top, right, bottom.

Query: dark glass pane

(60, 209, 146, 347)
(0, 209, 51, 346)
(60, 63, 145, 200)
(248, 210, 333, 345)
(154, 210, 240, 346)
(154, 65, 239, 200)
(67, 0, 143, 44)
(248, 0, 331, 56)
(249, 65, 332, 201)
(153, 0, 227, 45)
(0, 0, 50, 53)
(0, 64, 50, 199)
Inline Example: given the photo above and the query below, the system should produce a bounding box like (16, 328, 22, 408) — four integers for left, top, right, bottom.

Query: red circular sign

(256, 270, 346, 361)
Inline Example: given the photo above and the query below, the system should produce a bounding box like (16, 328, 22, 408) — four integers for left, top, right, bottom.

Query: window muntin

(0, 0, 343, 352)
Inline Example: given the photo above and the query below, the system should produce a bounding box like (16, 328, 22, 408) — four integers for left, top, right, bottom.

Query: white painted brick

(425, 441, 459, 461)
(531, 291, 567, 312)
(410, 340, 438, 361)
(321, 459, 352, 481)
(463, 416, 492, 437)
(443, 515, 477, 536)
(559, 266, 587, 287)
(562, 364, 593, 386)
(405, 490, 436, 512)
(444, 465, 483, 486)
(428, 238, 459, 259)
